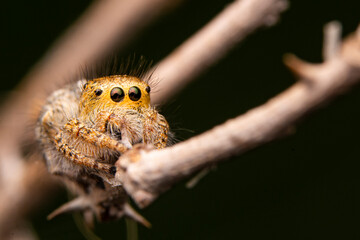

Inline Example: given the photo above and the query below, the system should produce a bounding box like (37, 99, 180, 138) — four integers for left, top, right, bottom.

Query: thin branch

(116, 24, 360, 208)
(323, 21, 342, 60)
(151, 0, 289, 105)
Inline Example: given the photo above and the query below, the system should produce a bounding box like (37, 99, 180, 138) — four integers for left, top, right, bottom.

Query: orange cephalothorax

(79, 75, 151, 119)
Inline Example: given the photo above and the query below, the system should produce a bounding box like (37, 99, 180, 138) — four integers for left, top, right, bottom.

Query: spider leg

(64, 119, 129, 154)
(54, 132, 116, 175)
(40, 112, 117, 175)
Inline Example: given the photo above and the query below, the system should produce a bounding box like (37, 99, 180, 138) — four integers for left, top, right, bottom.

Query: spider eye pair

(110, 86, 143, 102)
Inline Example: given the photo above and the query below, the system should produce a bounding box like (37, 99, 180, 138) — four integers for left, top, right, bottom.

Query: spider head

(79, 75, 151, 117)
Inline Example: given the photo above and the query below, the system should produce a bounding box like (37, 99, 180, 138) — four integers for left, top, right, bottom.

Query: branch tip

(263, 0, 289, 26)
(356, 23, 360, 37)
(323, 21, 342, 60)
(283, 53, 318, 81)
(123, 203, 152, 228)
(47, 197, 90, 220)
(133, 190, 156, 208)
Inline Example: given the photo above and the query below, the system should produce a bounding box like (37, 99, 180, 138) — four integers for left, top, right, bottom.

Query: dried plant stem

(117, 24, 360, 208)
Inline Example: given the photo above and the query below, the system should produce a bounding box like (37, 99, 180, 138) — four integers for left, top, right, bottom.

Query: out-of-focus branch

(151, 0, 289, 105)
(116, 23, 360, 208)
(0, 0, 182, 157)
(0, 0, 182, 238)
(0, 158, 61, 239)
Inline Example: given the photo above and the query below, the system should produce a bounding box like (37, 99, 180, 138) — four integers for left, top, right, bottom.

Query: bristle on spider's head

(81, 55, 155, 84)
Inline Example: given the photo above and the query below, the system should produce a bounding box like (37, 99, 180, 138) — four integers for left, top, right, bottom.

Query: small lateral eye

(145, 86, 151, 93)
(94, 89, 103, 96)
(110, 87, 125, 102)
(83, 83, 88, 90)
(129, 86, 141, 101)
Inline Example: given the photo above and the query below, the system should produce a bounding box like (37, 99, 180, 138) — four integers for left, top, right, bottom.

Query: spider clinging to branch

(35, 60, 170, 226)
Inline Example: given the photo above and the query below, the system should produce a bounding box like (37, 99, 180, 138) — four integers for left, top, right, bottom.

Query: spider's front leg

(40, 111, 117, 175)
(53, 131, 117, 175)
(64, 117, 129, 154)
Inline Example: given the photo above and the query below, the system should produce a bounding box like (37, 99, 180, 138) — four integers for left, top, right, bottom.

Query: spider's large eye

(129, 86, 141, 101)
(110, 87, 125, 102)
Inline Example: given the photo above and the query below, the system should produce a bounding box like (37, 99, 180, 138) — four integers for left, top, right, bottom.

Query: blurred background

(1, 0, 360, 239)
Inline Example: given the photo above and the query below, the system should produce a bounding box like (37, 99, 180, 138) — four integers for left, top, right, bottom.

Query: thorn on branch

(47, 196, 90, 220)
(323, 21, 342, 61)
(283, 53, 319, 82)
(263, 0, 289, 26)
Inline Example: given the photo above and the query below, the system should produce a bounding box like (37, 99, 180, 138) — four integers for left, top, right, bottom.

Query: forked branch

(0, 0, 289, 238)
(116, 23, 360, 208)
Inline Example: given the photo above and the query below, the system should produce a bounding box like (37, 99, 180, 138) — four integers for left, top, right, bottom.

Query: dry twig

(115, 23, 360, 208)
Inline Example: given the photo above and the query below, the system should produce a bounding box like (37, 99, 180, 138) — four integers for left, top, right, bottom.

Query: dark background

(1, 0, 360, 239)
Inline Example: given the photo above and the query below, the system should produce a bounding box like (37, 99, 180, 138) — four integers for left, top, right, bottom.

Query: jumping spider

(36, 74, 169, 226)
